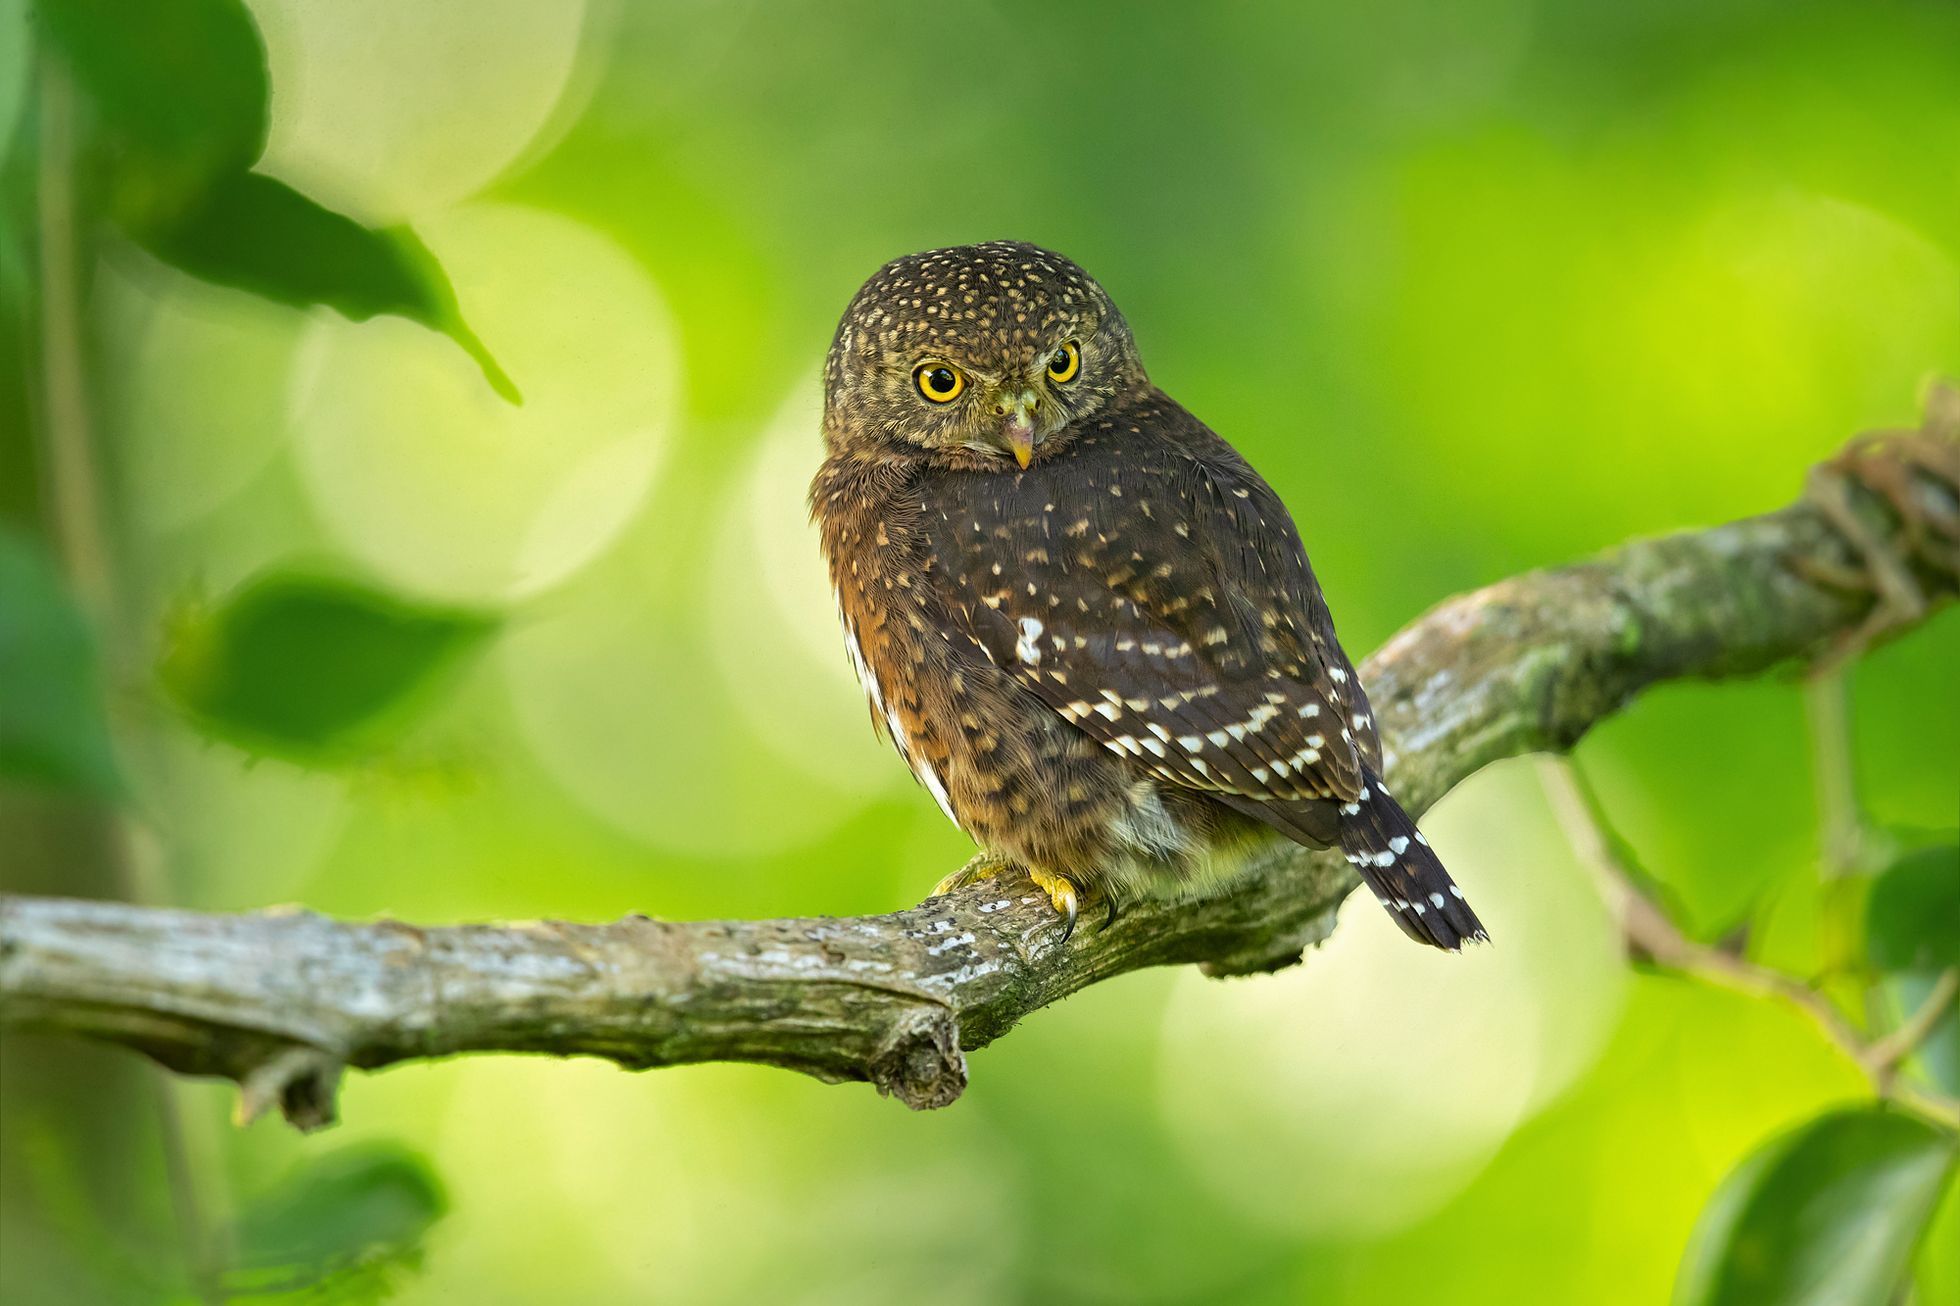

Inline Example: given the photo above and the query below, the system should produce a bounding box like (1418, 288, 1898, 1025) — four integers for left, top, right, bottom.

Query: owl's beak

(997, 391, 1041, 469)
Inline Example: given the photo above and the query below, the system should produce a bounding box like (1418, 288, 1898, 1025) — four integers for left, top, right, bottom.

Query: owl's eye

(914, 364, 965, 403)
(1046, 341, 1081, 384)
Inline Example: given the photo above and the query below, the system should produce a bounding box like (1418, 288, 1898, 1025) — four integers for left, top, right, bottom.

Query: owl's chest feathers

(819, 458, 1115, 845)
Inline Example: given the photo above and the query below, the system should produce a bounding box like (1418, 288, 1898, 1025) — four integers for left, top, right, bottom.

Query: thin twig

(1537, 756, 1960, 1130)
(1867, 969, 1960, 1080)
(1803, 671, 1871, 879)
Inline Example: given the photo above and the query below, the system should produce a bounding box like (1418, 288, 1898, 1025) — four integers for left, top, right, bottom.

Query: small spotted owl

(811, 241, 1486, 950)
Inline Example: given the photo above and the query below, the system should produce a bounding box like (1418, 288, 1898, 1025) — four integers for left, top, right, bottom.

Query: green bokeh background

(3, 0, 1958, 1302)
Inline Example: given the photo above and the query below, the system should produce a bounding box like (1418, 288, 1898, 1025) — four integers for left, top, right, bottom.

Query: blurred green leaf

(1675, 1107, 1958, 1306)
(160, 571, 497, 763)
(225, 1144, 446, 1303)
(1867, 841, 1960, 1095)
(0, 526, 120, 795)
(1866, 841, 1960, 974)
(137, 171, 519, 402)
(35, 0, 266, 187)
(36, 0, 517, 401)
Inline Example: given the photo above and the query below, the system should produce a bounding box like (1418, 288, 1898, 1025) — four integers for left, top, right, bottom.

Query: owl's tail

(1339, 768, 1487, 951)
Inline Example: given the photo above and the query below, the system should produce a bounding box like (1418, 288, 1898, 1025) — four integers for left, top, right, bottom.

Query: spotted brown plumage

(811, 241, 1487, 950)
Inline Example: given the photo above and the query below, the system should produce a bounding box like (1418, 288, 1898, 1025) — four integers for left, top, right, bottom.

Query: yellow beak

(999, 392, 1040, 469)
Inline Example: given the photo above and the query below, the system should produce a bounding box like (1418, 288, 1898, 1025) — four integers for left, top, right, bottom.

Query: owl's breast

(815, 456, 1136, 864)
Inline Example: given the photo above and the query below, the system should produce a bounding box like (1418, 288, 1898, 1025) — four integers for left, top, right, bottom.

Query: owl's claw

(1026, 867, 1081, 944)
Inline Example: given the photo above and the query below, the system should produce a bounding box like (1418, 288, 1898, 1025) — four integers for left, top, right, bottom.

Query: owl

(810, 241, 1486, 950)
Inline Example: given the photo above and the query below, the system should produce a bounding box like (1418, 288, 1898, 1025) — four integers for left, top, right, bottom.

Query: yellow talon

(1027, 867, 1081, 942)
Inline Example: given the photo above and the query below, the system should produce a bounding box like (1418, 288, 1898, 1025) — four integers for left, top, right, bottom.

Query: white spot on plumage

(1015, 616, 1044, 665)
(1298, 702, 1320, 718)
(1429, 892, 1447, 909)
(1388, 836, 1409, 855)
(1328, 667, 1348, 684)
(1372, 850, 1396, 868)
(1179, 735, 1205, 752)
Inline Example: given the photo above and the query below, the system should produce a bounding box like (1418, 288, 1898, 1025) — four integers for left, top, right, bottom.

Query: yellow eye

(1046, 341, 1081, 384)
(914, 363, 965, 403)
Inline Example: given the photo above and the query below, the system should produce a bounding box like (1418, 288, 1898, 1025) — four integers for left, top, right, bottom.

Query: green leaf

(1675, 1106, 1958, 1306)
(137, 171, 519, 402)
(1866, 842, 1960, 974)
(35, 0, 267, 183)
(160, 570, 497, 763)
(225, 1144, 446, 1303)
(37, 0, 518, 401)
(0, 526, 121, 795)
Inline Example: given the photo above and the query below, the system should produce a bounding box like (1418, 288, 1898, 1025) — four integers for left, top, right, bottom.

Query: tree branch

(3, 397, 1956, 1130)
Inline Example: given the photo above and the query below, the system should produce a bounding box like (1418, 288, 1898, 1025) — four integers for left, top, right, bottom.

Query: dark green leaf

(39, 0, 517, 400)
(137, 171, 519, 402)
(1675, 1106, 1958, 1306)
(160, 570, 497, 763)
(1866, 841, 1960, 975)
(225, 1144, 446, 1303)
(36, 0, 266, 186)
(0, 526, 121, 795)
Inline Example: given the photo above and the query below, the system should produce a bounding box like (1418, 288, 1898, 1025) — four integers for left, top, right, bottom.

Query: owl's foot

(1026, 867, 1081, 944)
(930, 849, 1019, 899)
(929, 854, 1083, 943)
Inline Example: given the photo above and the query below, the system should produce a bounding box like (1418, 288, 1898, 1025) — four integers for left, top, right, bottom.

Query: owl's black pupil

(1052, 349, 1070, 373)
(929, 368, 954, 392)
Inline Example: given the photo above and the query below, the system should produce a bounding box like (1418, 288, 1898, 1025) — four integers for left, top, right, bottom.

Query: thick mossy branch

(2, 398, 1955, 1128)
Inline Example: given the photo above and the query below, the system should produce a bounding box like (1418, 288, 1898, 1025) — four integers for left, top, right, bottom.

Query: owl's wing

(923, 402, 1379, 813)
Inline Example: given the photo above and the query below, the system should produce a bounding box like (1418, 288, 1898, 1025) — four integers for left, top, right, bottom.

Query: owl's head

(822, 241, 1145, 469)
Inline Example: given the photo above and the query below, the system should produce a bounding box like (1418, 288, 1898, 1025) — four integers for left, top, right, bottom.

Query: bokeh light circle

(291, 202, 677, 603)
(98, 256, 307, 534)
(244, 0, 588, 223)
(1157, 766, 1625, 1235)
(501, 553, 887, 861)
(707, 381, 909, 797)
